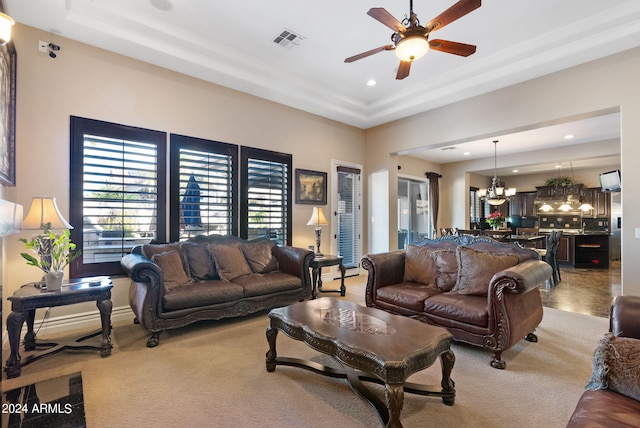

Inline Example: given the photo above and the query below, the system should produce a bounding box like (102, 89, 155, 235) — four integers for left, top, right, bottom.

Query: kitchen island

(539, 231, 610, 269)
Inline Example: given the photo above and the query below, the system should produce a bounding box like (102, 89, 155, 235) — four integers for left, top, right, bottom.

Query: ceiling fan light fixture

(394, 36, 429, 62)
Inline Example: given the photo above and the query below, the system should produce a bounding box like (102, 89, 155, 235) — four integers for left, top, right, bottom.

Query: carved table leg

(440, 349, 456, 405)
(385, 383, 405, 428)
(311, 267, 319, 299)
(339, 263, 346, 296)
(23, 309, 36, 351)
(96, 298, 113, 357)
(265, 325, 278, 372)
(4, 311, 26, 379)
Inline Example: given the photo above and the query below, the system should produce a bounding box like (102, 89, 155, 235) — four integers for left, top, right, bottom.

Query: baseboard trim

(2, 305, 135, 350)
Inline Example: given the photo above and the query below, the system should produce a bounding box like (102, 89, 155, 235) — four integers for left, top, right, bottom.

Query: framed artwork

(0, 31, 16, 186)
(295, 169, 327, 205)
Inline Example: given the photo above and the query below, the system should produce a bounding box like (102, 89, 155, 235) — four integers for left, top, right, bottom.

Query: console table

(3, 276, 113, 379)
(309, 255, 346, 299)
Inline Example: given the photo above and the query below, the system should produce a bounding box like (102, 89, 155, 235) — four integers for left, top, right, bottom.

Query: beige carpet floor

(1, 279, 608, 428)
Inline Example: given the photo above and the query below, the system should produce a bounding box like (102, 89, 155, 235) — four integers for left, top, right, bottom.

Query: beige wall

(3, 23, 639, 332)
(365, 47, 640, 296)
(2, 24, 365, 322)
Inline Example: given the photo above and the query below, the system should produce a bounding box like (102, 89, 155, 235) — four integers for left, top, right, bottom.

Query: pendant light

(477, 140, 516, 206)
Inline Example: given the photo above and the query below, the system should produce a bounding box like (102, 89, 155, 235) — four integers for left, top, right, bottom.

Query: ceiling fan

(345, 0, 481, 80)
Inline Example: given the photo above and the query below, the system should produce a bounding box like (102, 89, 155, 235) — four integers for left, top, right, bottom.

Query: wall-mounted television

(599, 169, 621, 192)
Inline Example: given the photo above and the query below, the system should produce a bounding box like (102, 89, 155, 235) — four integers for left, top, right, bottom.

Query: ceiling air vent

(273, 29, 305, 49)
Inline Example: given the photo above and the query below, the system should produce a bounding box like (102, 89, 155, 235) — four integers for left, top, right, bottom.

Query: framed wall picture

(0, 30, 16, 186)
(295, 169, 327, 205)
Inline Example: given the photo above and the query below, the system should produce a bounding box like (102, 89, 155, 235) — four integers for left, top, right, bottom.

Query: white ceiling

(6, 0, 631, 173)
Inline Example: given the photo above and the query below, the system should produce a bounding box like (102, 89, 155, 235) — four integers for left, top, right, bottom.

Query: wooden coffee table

(266, 297, 455, 428)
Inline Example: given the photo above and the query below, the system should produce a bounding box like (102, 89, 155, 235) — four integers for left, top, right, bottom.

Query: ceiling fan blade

(396, 60, 412, 80)
(429, 39, 476, 56)
(425, 0, 481, 33)
(367, 8, 406, 33)
(344, 45, 394, 63)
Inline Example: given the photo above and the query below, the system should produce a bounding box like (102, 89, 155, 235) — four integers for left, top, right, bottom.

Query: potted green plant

(544, 177, 573, 187)
(19, 223, 81, 290)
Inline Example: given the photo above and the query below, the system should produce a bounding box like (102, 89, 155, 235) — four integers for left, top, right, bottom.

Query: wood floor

(539, 260, 621, 318)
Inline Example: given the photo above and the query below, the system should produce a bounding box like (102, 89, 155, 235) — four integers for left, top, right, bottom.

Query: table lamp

(23, 197, 73, 231)
(306, 207, 328, 257)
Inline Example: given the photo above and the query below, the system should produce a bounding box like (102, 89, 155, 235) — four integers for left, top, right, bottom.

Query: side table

(309, 255, 346, 299)
(3, 276, 113, 379)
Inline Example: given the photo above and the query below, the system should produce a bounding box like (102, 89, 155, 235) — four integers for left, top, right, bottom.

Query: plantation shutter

(69, 116, 167, 278)
(240, 147, 292, 246)
(169, 135, 238, 241)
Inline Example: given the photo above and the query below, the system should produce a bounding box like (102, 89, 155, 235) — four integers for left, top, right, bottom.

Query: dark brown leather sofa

(121, 235, 313, 347)
(567, 295, 640, 427)
(362, 235, 552, 369)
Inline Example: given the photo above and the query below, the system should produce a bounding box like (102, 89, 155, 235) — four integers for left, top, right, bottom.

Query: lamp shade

(306, 207, 328, 227)
(0, 12, 15, 46)
(23, 197, 73, 230)
(395, 36, 429, 62)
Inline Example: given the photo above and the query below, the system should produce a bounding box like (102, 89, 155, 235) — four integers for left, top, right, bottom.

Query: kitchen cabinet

(510, 192, 537, 217)
(574, 234, 609, 269)
(556, 235, 575, 265)
(581, 187, 611, 218)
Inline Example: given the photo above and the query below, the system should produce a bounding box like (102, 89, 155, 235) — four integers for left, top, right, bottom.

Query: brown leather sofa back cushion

(451, 246, 519, 295)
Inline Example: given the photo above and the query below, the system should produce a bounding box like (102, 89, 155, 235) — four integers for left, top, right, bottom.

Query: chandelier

(477, 140, 516, 206)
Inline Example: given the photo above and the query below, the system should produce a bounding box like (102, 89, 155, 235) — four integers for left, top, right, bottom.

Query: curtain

(426, 172, 442, 238)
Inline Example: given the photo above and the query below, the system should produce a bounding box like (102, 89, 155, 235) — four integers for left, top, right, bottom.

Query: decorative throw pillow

(181, 242, 218, 280)
(403, 245, 437, 285)
(450, 246, 519, 295)
(151, 250, 190, 291)
(241, 239, 278, 274)
(208, 244, 252, 281)
(143, 243, 181, 259)
(585, 333, 640, 401)
(434, 249, 458, 292)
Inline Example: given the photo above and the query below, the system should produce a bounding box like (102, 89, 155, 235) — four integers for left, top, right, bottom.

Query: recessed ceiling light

(564, 134, 574, 139)
(512, 169, 519, 173)
(463, 151, 470, 156)
(366, 79, 376, 87)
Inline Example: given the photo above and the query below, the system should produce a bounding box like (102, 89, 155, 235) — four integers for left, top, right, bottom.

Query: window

(169, 134, 238, 242)
(470, 187, 481, 227)
(240, 147, 292, 245)
(69, 117, 166, 278)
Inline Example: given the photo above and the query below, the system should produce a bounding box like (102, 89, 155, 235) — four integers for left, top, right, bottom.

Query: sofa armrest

(610, 295, 640, 339)
(489, 259, 552, 295)
(121, 253, 164, 331)
(272, 246, 314, 295)
(362, 251, 405, 307)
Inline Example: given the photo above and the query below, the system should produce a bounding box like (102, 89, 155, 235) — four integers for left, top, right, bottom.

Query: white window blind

(337, 166, 361, 269)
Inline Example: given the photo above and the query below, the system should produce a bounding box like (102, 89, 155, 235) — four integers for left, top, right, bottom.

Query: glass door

(398, 178, 430, 249)
(331, 162, 362, 278)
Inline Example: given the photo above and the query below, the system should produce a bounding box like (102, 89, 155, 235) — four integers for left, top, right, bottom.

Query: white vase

(44, 271, 64, 291)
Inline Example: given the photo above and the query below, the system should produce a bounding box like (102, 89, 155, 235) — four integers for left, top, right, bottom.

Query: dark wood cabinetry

(556, 235, 574, 265)
(574, 234, 609, 268)
(510, 192, 537, 217)
(581, 187, 611, 218)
